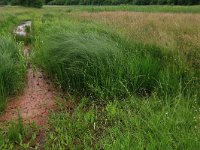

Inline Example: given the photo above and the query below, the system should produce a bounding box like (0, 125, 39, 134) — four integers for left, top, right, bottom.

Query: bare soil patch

(0, 21, 56, 126)
(0, 67, 56, 125)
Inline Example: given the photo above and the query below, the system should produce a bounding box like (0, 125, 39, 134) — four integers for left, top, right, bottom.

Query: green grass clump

(45, 96, 200, 149)
(35, 32, 125, 98)
(0, 37, 25, 112)
(34, 26, 199, 99)
(0, 116, 39, 149)
(15, 34, 33, 46)
(0, 14, 19, 35)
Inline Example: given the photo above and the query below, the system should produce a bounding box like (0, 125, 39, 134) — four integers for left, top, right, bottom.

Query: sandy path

(0, 67, 56, 125)
(0, 21, 56, 126)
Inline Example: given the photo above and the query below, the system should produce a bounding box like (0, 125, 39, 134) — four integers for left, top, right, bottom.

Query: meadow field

(0, 6, 200, 149)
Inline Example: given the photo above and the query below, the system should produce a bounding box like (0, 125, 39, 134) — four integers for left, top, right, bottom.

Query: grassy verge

(0, 117, 39, 149)
(0, 12, 27, 112)
(45, 5, 200, 13)
(45, 96, 200, 149)
(0, 37, 26, 112)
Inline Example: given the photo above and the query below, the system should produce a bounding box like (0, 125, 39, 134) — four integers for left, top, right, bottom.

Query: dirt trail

(0, 66, 56, 125)
(0, 21, 56, 126)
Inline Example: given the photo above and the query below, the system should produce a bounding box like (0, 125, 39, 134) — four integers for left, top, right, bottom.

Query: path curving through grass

(0, 21, 56, 126)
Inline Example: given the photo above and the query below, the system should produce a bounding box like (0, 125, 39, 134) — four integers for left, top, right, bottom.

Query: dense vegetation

(0, 38, 25, 112)
(48, 5, 200, 13)
(33, 9, 199, 149)
(0, 0, 43, 8)
(46, 0, 200, 5)
(0, 6, 200, 149)
(35, 28, 198, 99)
(0, 0, 7, 5)
(0, 14, 25, 112)
(0, 0, 200, 6)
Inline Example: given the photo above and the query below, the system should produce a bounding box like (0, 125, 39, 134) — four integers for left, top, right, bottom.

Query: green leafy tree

(10, 0, 20, 5)
(0, 0, 8, 5)
(11, 0, 43, 7)
(32, 0, 43, 8)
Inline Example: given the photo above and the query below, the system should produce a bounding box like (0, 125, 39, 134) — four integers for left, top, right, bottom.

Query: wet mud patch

(14, 20, 32, 37)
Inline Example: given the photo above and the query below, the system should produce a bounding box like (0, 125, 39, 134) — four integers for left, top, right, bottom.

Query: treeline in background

(45, 0, 200, 5)
(0, 0, 43, 7)
(0, 0, 199, 6)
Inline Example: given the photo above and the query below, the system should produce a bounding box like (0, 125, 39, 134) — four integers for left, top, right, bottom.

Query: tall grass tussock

(0, 37, 25, 111)
(35, 23, 199, 100)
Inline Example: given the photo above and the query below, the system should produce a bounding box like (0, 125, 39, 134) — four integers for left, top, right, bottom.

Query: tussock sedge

(34, 25, 199, 100)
